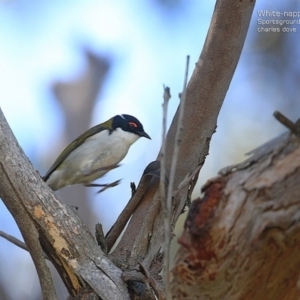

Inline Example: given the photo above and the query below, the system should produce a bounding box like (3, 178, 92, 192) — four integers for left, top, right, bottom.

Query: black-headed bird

(44, 114, 150, 191)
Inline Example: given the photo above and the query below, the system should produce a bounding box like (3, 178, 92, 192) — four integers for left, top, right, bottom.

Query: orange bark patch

(33, 205, 45, 218)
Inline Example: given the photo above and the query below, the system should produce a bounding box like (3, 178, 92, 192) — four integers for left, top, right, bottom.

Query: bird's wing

(43, 121, 112, 181)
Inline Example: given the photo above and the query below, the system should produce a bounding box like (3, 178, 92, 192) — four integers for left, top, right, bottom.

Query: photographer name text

(257, 10, 300, 33)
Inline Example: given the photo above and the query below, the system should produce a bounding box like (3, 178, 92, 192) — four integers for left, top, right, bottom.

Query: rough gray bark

(0, 109, 129, 300)
(172, 130, 300, 300)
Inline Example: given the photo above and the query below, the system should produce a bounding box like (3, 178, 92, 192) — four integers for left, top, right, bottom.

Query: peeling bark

(172, 132, 300, 300)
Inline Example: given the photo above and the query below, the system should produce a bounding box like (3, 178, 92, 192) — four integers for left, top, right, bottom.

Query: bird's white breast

(71, 128, 139, 167)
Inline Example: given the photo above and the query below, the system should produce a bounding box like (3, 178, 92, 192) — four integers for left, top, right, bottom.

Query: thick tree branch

(110, 0, 256, 292)
(0, 108, 129, 300)
(172, 130, 300, 300)
(0, 121, 58, 300)
(106, 160, 161, 252)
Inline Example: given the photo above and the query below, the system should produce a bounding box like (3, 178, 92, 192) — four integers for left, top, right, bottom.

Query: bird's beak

(139, 131, 151, 140)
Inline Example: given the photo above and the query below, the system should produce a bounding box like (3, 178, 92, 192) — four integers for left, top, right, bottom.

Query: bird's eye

(129, 122, 138, 128)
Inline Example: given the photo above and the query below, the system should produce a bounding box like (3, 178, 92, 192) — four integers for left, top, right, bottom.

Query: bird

(43, 114, 151, 191)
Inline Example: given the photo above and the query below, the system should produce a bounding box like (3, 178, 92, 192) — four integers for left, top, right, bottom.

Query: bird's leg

(87, 163, 121, 175)
(83, 164, 121, 193)
(85, 179, 121, 193)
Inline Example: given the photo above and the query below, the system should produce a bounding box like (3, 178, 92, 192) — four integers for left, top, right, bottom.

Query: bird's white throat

(88, 127, 140, 147)
(114, 127, 140, 145)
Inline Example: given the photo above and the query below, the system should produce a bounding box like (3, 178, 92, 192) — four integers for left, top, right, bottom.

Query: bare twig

(163, 55, 190, 300)
(0, 230, 50, 260)
(172, 163, 202, 199)
(0, 230, 29, 252)
(95, 223, 108, 254)
(274, 110, 300, 137)
(160, 85, 171, 297)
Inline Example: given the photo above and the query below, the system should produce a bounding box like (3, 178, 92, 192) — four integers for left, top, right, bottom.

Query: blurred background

(0, 0, 300, 299)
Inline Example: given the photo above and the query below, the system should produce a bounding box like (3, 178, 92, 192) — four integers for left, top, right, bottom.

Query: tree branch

(0, 108, 129, 300)
(0, 116, 58, 300)
(274, 110, 300, 137)
(163, 56, 190, 300)
(160, 85, 171, 298)
(0, 230, 29, 253)
(105, 160, 161, 252)
(110, 0, 256, 291)
(172, 130, 300, 299)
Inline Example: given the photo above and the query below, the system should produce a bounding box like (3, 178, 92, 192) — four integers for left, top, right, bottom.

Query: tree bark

(172, 131, 300, 300)
(0, 108, 129, 300)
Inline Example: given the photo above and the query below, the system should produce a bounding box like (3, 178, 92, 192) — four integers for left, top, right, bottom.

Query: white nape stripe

(120, 114, 126, 119)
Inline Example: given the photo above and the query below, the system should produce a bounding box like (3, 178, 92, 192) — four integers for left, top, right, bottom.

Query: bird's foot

(85, 179, 121, 193)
